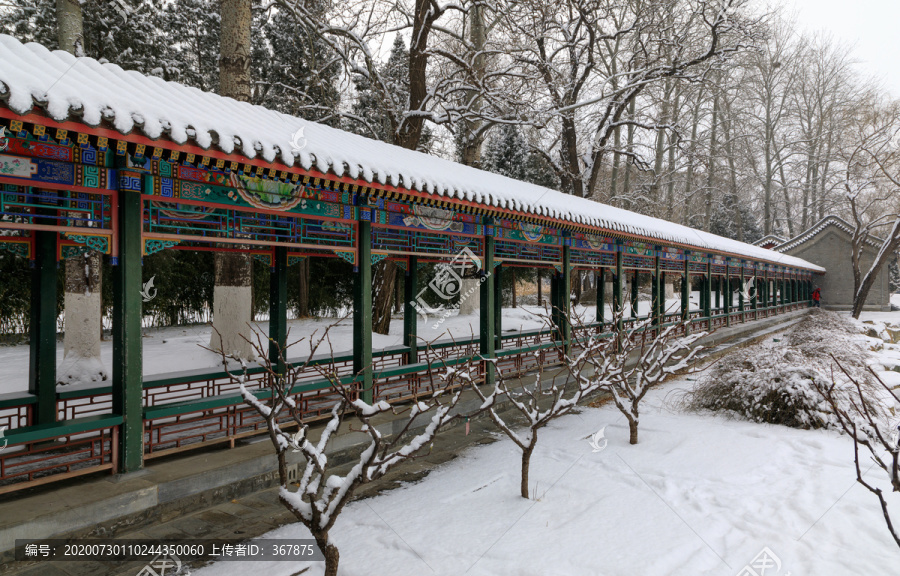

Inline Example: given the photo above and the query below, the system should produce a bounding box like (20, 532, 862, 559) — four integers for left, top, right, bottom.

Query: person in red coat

(812, 287, 821, 308)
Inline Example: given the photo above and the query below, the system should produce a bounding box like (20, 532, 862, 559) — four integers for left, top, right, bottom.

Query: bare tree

(565, 308, 705, 445)
(464, 347, 604, 499)
(842, 100, 900, 318)
(815, 361, 900, 548)
(213, 326, 469, 576)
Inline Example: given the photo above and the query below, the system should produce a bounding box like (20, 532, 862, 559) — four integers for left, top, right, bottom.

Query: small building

(761, 216, 891, 311)
(754, 235, 786, 250)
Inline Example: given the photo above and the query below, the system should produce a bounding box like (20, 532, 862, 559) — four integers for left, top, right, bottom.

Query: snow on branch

(211, 323, 472, 576)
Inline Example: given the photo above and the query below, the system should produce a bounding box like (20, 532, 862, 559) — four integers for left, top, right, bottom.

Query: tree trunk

(682, 89, 704, 225)
(210, 252, 254, 359)
(537, 271, 542, 307)
(59, 252, 106, 384)
(511, 267, 517, 308)
(314, 532, 340, 576)
(212, 0, 253, 355)
(664, 91, 681, 220)
(373, 260, 398, 334)
(622, 99, 636, 208)
(723, 101, 744, 241)
(57, 0, 102, 385)
(609, 125, 621, 205)
(704, 91, 719, 232)
(649, 78, 672, 208)
(628, 418, 639, 445)
(560, 115, 584, 197)
(56, 0, 83, 55)
(521, 440, 536, 499)
(219, 0, 252, 102)
(460, 2, 486, 168)
(297, 258, 309, 317)
(394, 270, 403, 314)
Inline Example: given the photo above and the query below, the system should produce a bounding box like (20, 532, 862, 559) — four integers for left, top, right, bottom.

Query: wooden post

(480, 227, 496, 387)
(630, 269, 639, 318)
(738, 262, 745, 313)
(353, 220, 373, 404)
(561, 245, 571, 347)
(404, 256, 418, 364)
(681, 254, 690, 323)
(654, 249, 662, 325)
(715, 273, 721, 311)
(269, 246, 288, 377)
(597, 268, 604, 324)
(614, 247, 624, 331)
(724, 264, 731, 326)
(29, 230, 57, 426)
(703, 260, 712, 320)
(494, 263, 502, 349)
(112, 184, 144, 473)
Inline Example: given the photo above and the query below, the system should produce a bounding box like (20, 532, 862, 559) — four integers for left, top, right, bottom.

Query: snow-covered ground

(192, 377, 900, 576)
(0, 297, 699, 395)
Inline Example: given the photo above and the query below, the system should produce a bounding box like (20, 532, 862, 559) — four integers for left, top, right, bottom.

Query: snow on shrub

(680, 310, 884, 430)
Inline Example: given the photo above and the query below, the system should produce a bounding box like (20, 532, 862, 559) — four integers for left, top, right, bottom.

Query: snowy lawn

(0, 297, 701, 395)
(191, 380, 900, 576)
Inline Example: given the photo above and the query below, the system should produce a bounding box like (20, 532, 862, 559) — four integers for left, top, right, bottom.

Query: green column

(724, 266, 731, 326)
(752, 276, 758, 310)
(715, 274, 721, 310)
(558, 245, 572, 350)
(597, 268, 605, 324)
(269, 246, 288, 377)
(353, 220, 373, 404)
(550, 271, 560, 334)
(681, 255, 690, 323)
(703, 261, 712, 319)
(771, 274, 777, 308)
(404, 256, 418, 364)
(738, 264, 745, 313)
(654, 250, 662, 325)
(480, 228, 496, 387)
(29, 230, 57, 426)
(651, 269, 658, 325)
(630, 269, 639, 318)
(494, 263, 502, 350)
(112, 186, 144, 473)
(614, 248, 624, 331)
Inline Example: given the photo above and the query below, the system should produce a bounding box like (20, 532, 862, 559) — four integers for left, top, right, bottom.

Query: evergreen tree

(2, 0, 57, 47)
(482, 124, 529, 181)
(165, 0, 221, 91)
(348, 35, 431, 150)
(481, 124, 559, 190)
(709, 196, 763, 243)
(890, 259, 899, 294)
(252, 6, 340, 124)
(2, 0, 176, 77)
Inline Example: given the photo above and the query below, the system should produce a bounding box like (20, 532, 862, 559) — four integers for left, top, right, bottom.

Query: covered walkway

(0, 34, 823, 494)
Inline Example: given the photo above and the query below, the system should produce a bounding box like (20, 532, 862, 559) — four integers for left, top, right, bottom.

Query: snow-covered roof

(0, 35, 824, 272)
(776, 216, 882, 254)
(753, 234, 786, 248)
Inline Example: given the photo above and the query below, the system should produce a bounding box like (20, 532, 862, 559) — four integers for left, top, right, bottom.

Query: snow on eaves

(0, 35, 823, 272)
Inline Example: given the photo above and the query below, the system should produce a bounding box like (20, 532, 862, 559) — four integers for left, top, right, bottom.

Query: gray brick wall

(782, 226, 890, 311)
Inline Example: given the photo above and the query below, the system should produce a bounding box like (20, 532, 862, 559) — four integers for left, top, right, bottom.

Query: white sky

(787, 0, 900, 97)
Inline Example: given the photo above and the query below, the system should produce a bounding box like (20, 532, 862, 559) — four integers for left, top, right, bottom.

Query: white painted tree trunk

(209, 285, 255, 360)
(59, 252, 107, 385)
(458, 278, 481, 316)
